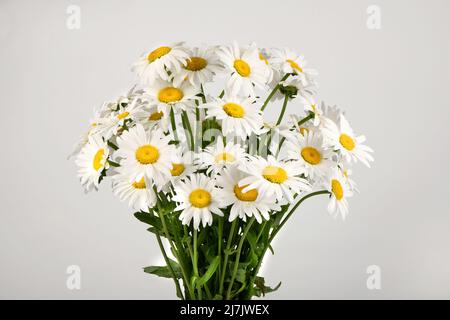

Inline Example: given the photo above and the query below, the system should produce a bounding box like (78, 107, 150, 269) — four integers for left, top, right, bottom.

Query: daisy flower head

(146, 79, 199, 115)
(339, 165, 359, 193)
(172, 46, 223, 88)
(115, 124, 175, 188)
(75, 135, 110, 192)
(217, 42, 269, 97)
(68, 113, 103, 159)
(299, 95, 323, 127)
(239, 155, 311, 202)
(323, 115, 374, 167)
(204, 94, 264, 139)
(278, 74, 317, 100)
(168, 148, 198, 183)
(93, 98, 143, 140)
(198, 138, 246, 175)
(320, 102, 343, 127)
(269, 47, 318, 82)
(172, 173, 224, 229)
(112, 168, 157, 212)
(217, 167, 281, 223)
(284, 131, 334, 180)
(134, 103, 170, 133)
(258, 48, 276, 85)
(324, 168, 353, 219)
(133, 42, 189, 85)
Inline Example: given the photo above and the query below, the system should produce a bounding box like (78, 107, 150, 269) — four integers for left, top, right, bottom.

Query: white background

(1, 0, 449, 299)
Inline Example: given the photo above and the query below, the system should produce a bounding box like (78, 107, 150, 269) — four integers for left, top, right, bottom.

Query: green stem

(181, 110, 194, 151)
(245, 191, 329, 299)
(297, 112, 314, 127)
(169, 107, 179, 142)
(217, 217, 224, 291)
(276, 94, 289, 126)
(226, 218, 255, 300)
(155, 232, 184, 300)
(261, 74, 290, 111)
(276, 112, 315, 157)
(159, 209, 195, 299)
(219, 219, 237, 296)
(193, 229, 202, 300)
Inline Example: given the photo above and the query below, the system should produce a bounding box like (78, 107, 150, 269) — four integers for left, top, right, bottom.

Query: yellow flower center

(339, 134, 355, 151)
(301, 147, 322, 165)
(149, 111, 164, 121)
(234, 59, 251, 77)
(287, 59, 303, 73)
(135, 145, 159, 164)
(259, 53, 269, 65)
(262, 166, 288, 184)
(170, 163, 185, 176)
(223, 103, 245, 118)
(214, 152, 235, 163)
(117, 111, 129, 120)
(189, 189, 211, 208)
(299, 127, 309, 135)
(234, 184, 258, 202)
(92, 149, 105, 171)
(147, 46, 171, 63)
(158, 87, 184, 103)
(184, 57, 207, 71)
(331, 179, 344, 200)
(132, 177, 146, 189)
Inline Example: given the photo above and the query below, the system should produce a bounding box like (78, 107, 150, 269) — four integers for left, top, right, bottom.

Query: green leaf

(143, 259, 182, 279)
(134, 212, 162, 230)
(197, 256, 220, 287)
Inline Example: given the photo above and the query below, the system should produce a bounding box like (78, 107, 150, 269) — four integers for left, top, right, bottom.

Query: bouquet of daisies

(72, 42, 373, 300)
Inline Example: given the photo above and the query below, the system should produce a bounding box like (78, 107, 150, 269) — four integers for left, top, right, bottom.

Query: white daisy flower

(238, 155, 311, 202)
(284, 131, 334, 179)
(112, 169, 157, 212)
(269, 47, 318, 82)
(133, 43, 189, 85)
(339, 166, 359, 193)
(93, 99, 143, 140)
(324, 168, 353, 219)
(258, 48, 275, 84)
(172, 46, 223, 88)
(323, 115, 374, 167)
(134, 103, 170, 133)
(299, 95, 322, 127)
(168, 148, 198, 183)
(217, 167, 281, 223)
(198, 138, 246, 175)
(203, 94, 264, 139)
(75, 135, 110, 192)
(68, 119, 101, 159)
(115, 124, 175, 188)
(278, 74, 316, 100)
(146, 79, 199, 115)
(320, 102, 343, 127)
(217, 42, 269, 97)
(173, 174, 224, 229)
